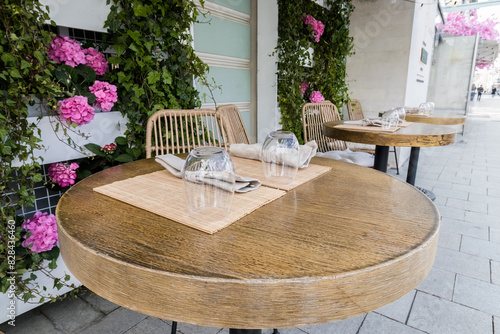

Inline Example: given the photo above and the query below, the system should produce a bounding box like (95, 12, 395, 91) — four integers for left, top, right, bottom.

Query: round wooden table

(323, 121, 456, 186)
(405, 113, 466, 126)
(57, 158, 440, 332)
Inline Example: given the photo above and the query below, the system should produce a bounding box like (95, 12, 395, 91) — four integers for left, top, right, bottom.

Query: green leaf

(85, 143, 106, 157)
(132, 3, 150, 17)
(114, 136, 128, 146)
(33, 50, 45, 66)
(76, 65, 97, 84)
(147, 70, 161, 85)
(112, 44, 126, 57)
(1, 53, 16, 65)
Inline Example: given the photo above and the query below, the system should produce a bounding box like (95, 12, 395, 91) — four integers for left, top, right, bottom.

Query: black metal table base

(229, 330, 262, 334)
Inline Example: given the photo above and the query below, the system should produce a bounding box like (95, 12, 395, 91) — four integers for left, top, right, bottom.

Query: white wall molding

(195, 1, 250, 25)
(196, 52, 250, 70)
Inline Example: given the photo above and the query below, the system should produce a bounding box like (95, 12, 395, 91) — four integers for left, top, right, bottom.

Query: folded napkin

(155, 154, 261, 193)
(229, 140, 318, 168)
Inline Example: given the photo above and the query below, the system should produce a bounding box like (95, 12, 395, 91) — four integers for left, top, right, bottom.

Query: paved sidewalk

(1, 104, 500, 334)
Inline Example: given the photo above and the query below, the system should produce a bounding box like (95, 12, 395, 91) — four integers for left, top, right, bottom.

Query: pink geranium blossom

(302, 14, 325, 43)
(436, 10, 500, 41)
(89, 81, 118, 111)
(301, 82, 309, 95)
(83, 47, 109, 75)
(57, 96, 95, 126)
(48, 36, 86, 67)
(309, 91, 325, 103)
(22, 212, 58, 253)
(101, 143, 117, 154)
(48, 162, 79, 187)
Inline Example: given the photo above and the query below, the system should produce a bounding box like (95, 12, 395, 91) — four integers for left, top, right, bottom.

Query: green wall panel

(207, 0, 251, 14)
(198, 67, 250, 103)
(194, 14, 250, 59)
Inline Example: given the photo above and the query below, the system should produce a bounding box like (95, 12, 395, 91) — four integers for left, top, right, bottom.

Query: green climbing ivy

(104, 0, 210, 152)
(276, 0, 354, 142)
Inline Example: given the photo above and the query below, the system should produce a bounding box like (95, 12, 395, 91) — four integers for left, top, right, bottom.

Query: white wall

(346, 0, 415, 115)
(40, 0, 110, 31)
(256, 1, 279, 142)
(405, 3, 438, 107)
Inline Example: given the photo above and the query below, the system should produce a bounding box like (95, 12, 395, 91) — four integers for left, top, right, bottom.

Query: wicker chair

(216, 104, 251, 145)
(302, 101, 375, 167)
(347, 99, 399, 174)
(145, 109, 227, 158)
(302, 101, 347, 152)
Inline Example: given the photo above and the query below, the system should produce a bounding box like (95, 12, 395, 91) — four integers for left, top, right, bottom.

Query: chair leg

(272, 329, 280, 334)
(393, 146, 399, 175)
(171, 321, 177, 334)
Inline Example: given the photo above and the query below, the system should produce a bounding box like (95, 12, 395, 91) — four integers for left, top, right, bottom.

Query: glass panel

(198, 67, 250, 103)
(194, 14, 250, 59)
(207, 0, 251, 14)
(241, 110, 251, 134)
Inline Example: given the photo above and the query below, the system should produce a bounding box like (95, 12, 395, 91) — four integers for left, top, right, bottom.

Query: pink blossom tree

(436, 10, 500, 68)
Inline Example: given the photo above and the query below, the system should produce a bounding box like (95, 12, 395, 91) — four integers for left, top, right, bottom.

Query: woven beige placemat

(231, 157, 332, 191)
(94, 170, 286, 234)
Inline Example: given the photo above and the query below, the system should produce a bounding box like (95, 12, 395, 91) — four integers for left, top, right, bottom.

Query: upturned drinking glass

(260, 130, 300, 185)
(182, 147, 235, 223)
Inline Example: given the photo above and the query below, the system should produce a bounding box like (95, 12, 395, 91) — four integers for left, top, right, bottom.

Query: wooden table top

(324, 121, 457, 148)
(57, 158, 440, 329)
(405, 113, 466, 125)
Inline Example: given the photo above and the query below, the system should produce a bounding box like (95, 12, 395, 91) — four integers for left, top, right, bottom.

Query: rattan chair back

(145, 109, 227, 158)
(347, 99, 365, 120)
(302, 101, 347, 152)
(216, 104, 251, 145)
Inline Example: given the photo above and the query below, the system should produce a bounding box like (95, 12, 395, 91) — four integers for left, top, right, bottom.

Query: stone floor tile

(433, 247, 490, 282)
(0, 311, 64, 334)
(464, 211, 499, 227)
(298, 314, 364, 334)
(440, 217, 488, 240)
(487, 204, 500, 216)
(435, 205, 466, 221)
(468, 192, 500, 206)
(432, 187, 468, 201)
(407, 292, 493, 334)
(487, 187, 500, 197)
(437, 174, 471, 186)
(172, 322, 224, 334)
(452, 183, 487, 195)
(460, 236, 500, 262)
(374, 290, 415, 323)
(79, 290, 121, 315)
(491, 227, 500, 243)
(77, 307, 147, 334)
(358, 313, 425, 334)
(446, 198, 488, 214)
(40, 297, 103, 333)
(437, 230, 461, 251)
(495, 317, 499, 333)
(492, 261, 500, 285)
(124, 317, 172, 334)
(220, 329, 306, 334)
(416, 267, 455, 300)
(453, 274, 500, 317)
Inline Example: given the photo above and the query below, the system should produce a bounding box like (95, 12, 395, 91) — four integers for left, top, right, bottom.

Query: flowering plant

(47, 162, 79, 188)
(436, 10, 500, 68)
(21, 212, 58, 254)
(49, 36, 117, 127)
(300, 82, 325, 103)
(302, 14, 325, 43)
(309, 91, 325, 103)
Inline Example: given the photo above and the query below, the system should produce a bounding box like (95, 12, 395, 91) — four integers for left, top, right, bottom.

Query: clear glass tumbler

(182, 147, 235, 223)
(260, 130, 300, 185)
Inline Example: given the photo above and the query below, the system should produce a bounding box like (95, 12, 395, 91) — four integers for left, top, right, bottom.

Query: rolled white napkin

(229, 140, 318, 168)
(155, 154, 261, 193)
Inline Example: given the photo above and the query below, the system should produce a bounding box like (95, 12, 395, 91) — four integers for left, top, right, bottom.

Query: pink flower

(48, 36, 86, 67)
(89, 81, 118, 112)
(302, 14, 324, 43)
(83, 47, 109, 75)
(309, 91, 325, 103)
(57, 96, 95, 126)
(301, 82, 309, 95)
(48, 162, 79, 187)
(101, 143, 117, 154)
(22, 212, 58, 253)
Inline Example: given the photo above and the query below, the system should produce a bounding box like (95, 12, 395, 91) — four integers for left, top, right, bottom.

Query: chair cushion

(316, 148, 374, 167)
